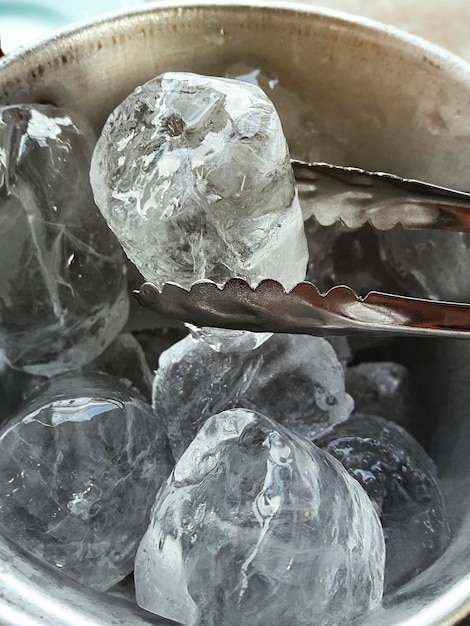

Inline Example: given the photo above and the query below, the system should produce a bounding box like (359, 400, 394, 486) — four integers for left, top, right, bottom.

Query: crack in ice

(239, 431, 293, 602)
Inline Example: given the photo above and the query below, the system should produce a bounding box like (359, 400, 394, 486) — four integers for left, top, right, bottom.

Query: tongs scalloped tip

(134, 278, 470, 338)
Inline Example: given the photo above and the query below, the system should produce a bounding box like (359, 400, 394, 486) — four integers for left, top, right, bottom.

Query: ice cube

(345, 361, 412, 428)
(378, 226, 470, 301)
(304, 218, 342, 291)
(0, 372, 173, 591)
(152, 332, 263, 460)
(314, 413, 451, 591)
(133, 326, 188, 372)
(85, 332, 154, 401)
(135, 408, 385, 626)
(0, 104, 129, 376)
(226, 62, 350, 164)
(90, 72, 308, 291)
(313, 224, 403, 297)
(152, 332, 353, 460)
(240, 333, 353, 439)
(184, 325, 272, 353)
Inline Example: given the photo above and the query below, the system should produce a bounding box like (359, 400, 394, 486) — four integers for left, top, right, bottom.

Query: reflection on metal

(135, 279, 470, 338)
(294, 160, 470, 233)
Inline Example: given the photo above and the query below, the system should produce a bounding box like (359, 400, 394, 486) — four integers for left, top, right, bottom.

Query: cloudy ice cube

(153, 332, 353, 460)
(0, 104, 129, 376)
(314, 413, 451, 591)
(135, 408, 385, 626)
(0, 372, 172, 591)
(378, 226, 470, 301)
(90, 72, 308, 291)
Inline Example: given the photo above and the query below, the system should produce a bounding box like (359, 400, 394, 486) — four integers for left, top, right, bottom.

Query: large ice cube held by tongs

(135, 159, 470, 338)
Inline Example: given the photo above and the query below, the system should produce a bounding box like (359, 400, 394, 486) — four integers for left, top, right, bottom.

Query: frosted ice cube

(314, 413, 451, 591)
(152, 332, 353, 460)
(135, 408, 385, 626)
(90, 72, 308, 291)
(0, 104, 129, 376)
(0, 372, 173, 591)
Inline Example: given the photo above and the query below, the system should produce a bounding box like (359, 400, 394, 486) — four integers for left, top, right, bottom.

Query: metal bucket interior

(1, 2, 470, 624)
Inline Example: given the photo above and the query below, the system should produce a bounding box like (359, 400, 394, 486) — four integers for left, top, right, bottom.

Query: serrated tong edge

(293, 159, 470, 232)
(134, 279, 470, 338)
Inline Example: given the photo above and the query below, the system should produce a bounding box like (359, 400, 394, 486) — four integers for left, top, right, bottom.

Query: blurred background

(1, 0, 470, 61)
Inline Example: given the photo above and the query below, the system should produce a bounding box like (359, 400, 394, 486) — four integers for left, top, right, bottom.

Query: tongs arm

(293, 159, 470, 233)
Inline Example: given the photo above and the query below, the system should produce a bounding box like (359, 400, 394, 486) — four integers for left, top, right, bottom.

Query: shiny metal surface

(2, 2, 470, 625)
(135, 279, 470, 338)
(0, 534, 170, 626)
(293, 160, 470, 233)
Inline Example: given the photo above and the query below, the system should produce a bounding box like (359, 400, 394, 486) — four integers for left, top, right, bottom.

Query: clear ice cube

(152, 332, 263, 460)
(314, 413, 451, 591)
(313, 224, 403, 297)
(184, 325, 272, 353)
(90, 72, 308, 291)
(0, 104, 129, 376)
(133, 326, 188, 372)
(345, 361, 411, 428)
(135, 408, 385, 626)
(85, 332, 154, 401)
(0, 372, 173, 591)
(240, 333, 353, 439)
(152, 332, 353, 460)
(378, 226, 470, 302)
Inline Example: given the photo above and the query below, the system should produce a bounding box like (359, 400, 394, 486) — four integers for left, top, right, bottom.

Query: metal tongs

(135, 160, 470, 338)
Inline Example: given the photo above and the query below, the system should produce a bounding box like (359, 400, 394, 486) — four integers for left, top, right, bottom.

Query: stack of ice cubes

(0, 104, 129, 376)
(0, 71, 452, 626)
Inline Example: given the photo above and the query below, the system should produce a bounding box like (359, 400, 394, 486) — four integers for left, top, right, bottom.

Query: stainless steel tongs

(134, 160, 470, 339)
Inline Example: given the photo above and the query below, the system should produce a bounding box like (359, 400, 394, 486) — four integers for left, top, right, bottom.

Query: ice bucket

(1, 2, 470, 624)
